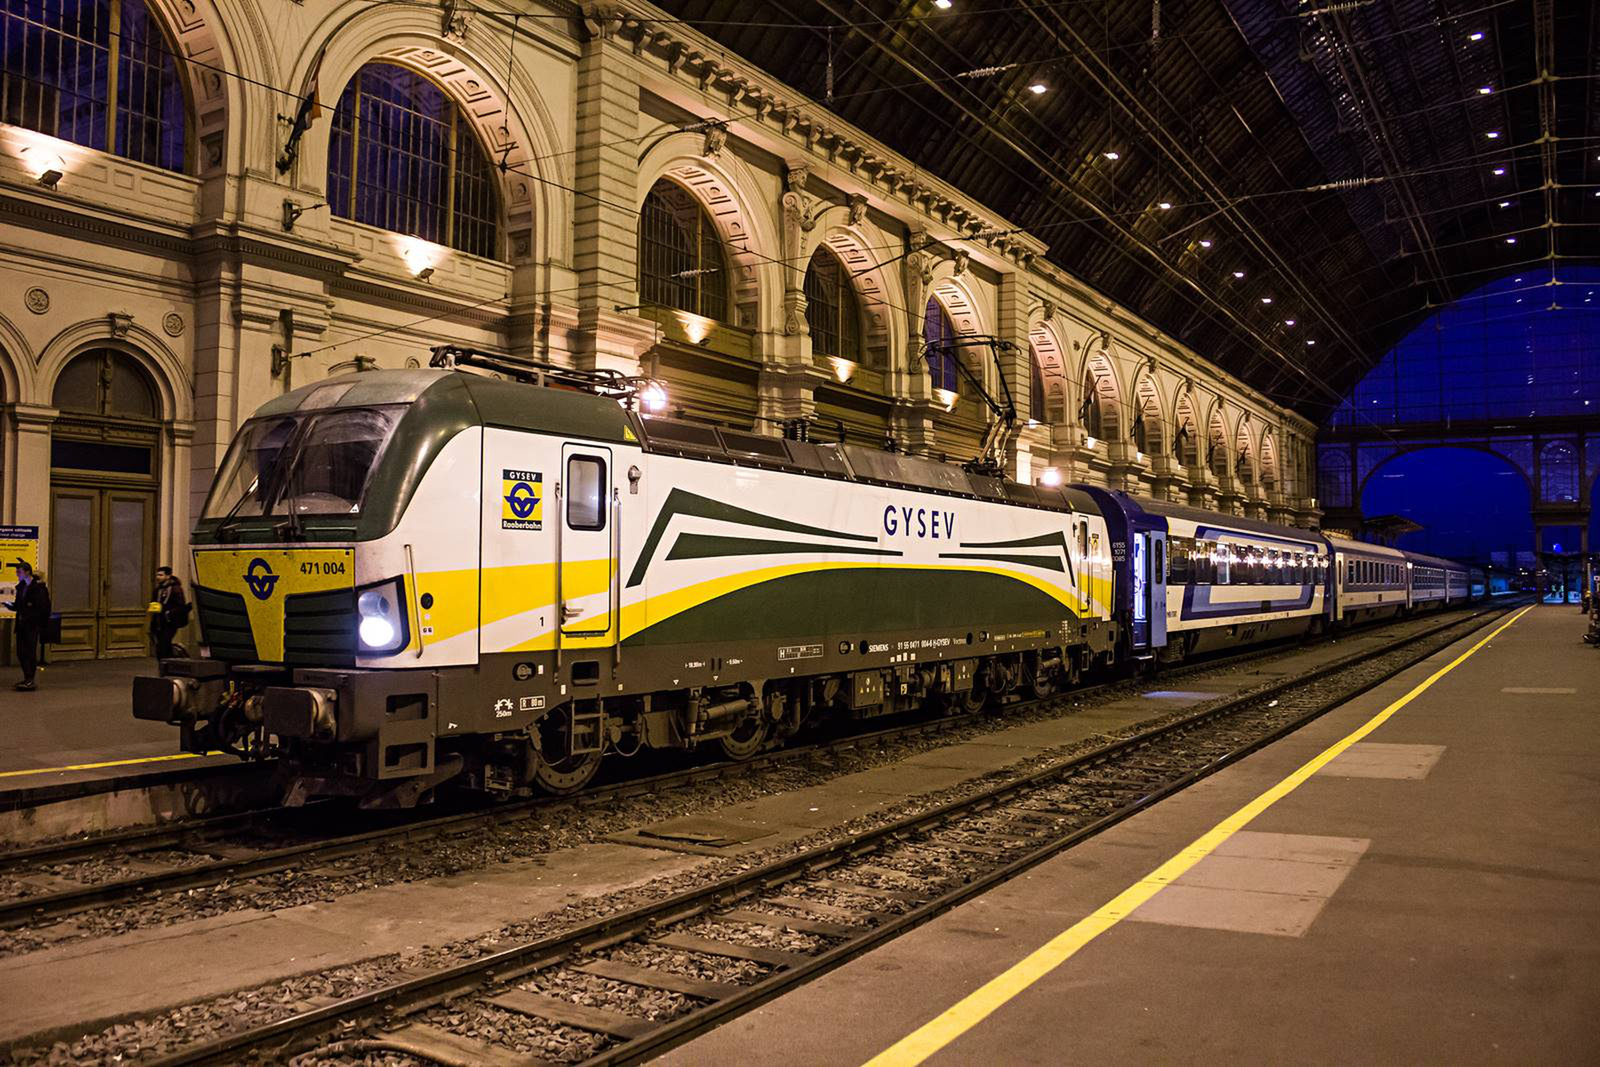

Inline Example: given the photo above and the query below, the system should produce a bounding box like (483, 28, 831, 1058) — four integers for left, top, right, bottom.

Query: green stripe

(667, 533, 901, 562)
(628, 488, 878, 587)
(628, 567, 1076, 646)
(939, 551, 1065, 572)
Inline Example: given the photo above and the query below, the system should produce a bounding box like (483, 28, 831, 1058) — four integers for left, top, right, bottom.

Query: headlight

(356, 577, 408, 654)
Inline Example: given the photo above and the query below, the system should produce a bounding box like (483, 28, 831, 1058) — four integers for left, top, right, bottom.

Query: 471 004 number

(299, 560, 347, 576)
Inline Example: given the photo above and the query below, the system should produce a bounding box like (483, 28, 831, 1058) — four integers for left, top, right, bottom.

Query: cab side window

(566, 455, 607, 530)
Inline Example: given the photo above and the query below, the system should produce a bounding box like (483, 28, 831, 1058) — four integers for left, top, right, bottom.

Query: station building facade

(0, 0, 1319, 659)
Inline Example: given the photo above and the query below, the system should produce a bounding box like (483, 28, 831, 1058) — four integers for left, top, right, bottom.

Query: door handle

(561, 604, 583, 621)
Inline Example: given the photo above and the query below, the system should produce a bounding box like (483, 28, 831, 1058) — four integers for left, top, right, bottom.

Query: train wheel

(716, 717, 768, 760)
(533, 751, 600, 794)
(961, 682, 989, 712)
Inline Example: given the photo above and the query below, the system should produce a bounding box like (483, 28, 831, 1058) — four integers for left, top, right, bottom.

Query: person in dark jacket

(150, 566, 189, 659)
(6, 559, 50, 691)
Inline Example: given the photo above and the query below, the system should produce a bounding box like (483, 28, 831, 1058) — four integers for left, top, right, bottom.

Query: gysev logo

(243, 557, 279, 600)
(502, 469, 543, 531)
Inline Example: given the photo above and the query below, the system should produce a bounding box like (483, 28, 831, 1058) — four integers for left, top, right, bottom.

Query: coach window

(327, 63, 500, 258)
(1169, 539, 1191, 584)
(1076, 520, 1088, 562)
(1, 0, 188, 171)
(566, 456, 606, 530)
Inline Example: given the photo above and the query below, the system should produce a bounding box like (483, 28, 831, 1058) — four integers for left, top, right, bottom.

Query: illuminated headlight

(356, 577, 407, 654)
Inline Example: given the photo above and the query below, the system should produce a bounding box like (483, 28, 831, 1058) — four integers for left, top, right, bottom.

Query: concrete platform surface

(0, 618, 1450, 1044)
(660, 604, 1600, 1066)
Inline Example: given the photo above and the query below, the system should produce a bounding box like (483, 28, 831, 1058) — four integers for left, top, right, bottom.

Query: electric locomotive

(134, 352, 1118, 805)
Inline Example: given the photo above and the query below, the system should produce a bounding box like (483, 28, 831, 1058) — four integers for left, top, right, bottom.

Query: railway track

(0, 607, 1487, 937)
(123, 603, 1514, 1066)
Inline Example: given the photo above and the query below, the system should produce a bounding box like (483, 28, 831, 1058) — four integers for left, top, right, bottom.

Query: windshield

(202, 407, 401, 520)
(203, 416, 299, 519)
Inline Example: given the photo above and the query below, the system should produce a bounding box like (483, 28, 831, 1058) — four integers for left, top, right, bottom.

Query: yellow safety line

(864, 604, 1533, 1067)
(0, 751, 223, 780)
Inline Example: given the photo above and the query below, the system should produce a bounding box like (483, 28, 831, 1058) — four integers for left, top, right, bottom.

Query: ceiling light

(1306, 339, 1317, 346)
(1469, 31, 1484, 41)
(1478, 86, 1492, 95)
(1102, 150, 1120, 160)
(1492, 167, 1506, 176)
(1485, 131, 1500, 139)
(1505, 237, 1517, 244)
(1028, 82, 1048, 95)
(1499, 200, 1511, 208)
(1158, 201, 1172, 210)
(1198, 239, 1212, 249)
(1261, 296, 1273, 304)
(1284, 318, 1296, 326)
(933, 0, 952, 7)
(1232, 270, 1245, 279)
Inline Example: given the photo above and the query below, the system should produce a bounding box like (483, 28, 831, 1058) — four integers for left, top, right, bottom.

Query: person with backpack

(5, 559, 50, 691)
(150, 565, 190, 660)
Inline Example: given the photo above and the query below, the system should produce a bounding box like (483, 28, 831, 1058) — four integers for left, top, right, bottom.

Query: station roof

(653, 1, 1598, 422)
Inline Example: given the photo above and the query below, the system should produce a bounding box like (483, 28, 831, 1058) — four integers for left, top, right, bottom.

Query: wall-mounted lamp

(37, 168, 63, 190)
(1038, 466, 1063, 487)
(281, 199, 326, 231)
(416, 266, 435, 282)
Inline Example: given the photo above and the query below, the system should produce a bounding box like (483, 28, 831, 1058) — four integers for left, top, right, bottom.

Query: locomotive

(132, 355, 1480, 806)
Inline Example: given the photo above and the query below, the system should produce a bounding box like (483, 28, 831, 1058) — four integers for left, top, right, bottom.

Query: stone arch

(1079, 343, 1123, 442)
(925, 272, 987, 394)
(1318, 447, 1353, 508)
(36, 320, 193, 424)
(1206, 404, 1230, 477)
(1352, 442, 1535, 503)
(1131, 371, 1163, 455)
(809, 226, 895, 369)
(0, 313, 35, 405)
(145, 0, 240, 178)
(1171, 385, 1200, 465)
(1234, 416, 1257, 486)
(1259, 429, 1280, 491)
(1028, 318, 1068, 424)
(636, 146, 779, 332)
(293, 13, 567, 265)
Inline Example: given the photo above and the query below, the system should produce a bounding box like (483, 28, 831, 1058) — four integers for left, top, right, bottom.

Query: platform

(0, 656, 235, 809)
(661, 604, 1600, 1065)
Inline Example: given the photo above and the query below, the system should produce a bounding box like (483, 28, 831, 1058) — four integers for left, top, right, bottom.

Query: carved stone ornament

(702, 123, 727, 159)
(24, 287, 49, 314)
(847, 194, 868, 226)
(1041, 299, 1056, 322)
(953, 249, 970, 277)
(162, 312, 185, 337)
(441, 0, 470, 40)
(784, 158, 810, 194)
(108, 312, 134, 338)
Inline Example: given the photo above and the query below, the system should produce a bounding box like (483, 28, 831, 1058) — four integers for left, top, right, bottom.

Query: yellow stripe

(865, 604, 1532, 1067)
(0, 751, 223, 780)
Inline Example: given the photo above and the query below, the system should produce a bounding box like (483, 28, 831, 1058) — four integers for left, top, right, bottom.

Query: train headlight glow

(356, 578, 408, 654)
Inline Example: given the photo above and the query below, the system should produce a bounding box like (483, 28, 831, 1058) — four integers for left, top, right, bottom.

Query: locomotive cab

(133, 365, 638, 805)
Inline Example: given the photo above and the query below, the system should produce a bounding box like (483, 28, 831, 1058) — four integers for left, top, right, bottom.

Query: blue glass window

(1, 0, 185, 170)
(327, 63, 499, 258)
(924, 298, 958, 391)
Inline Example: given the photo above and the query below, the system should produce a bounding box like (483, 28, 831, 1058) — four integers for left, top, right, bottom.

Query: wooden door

(48, 487, 155, 658)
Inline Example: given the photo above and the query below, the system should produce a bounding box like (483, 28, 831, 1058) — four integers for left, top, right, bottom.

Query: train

(131, 357, 1485, 806)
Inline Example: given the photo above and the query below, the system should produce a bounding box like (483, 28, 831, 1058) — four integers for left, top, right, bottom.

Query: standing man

(5, 559, 50, 691)
(150, 566, 189, 660)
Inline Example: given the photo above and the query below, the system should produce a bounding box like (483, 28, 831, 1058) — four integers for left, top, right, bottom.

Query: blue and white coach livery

(1083, 491, 1329, 659)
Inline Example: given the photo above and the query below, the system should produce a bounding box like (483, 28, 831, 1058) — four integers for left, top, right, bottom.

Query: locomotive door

(557, 444, 616, 642)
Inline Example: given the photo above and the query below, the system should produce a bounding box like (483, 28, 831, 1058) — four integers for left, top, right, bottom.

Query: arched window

(1028, 345, 1047, 423)
(327, 63, 499, 258)
(803, 248, 861, 360)
(638, 179, 728, 321)
(53, 350, 156, 418)
(1318, 450, 1352, 507)
(1539, 441, 1578, 502)
(1, 0, 186, 170)
(1081, 372, 1104, 439)
(924, 298, 958, 391)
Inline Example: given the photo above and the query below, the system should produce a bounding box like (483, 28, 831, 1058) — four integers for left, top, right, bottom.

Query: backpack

(175, 598, 193, 627)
